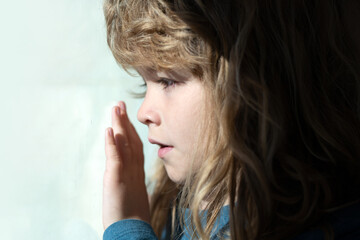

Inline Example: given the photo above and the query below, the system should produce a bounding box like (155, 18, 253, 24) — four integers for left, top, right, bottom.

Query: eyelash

(157, 78, 176, 89)
(140, 78, 176, 90)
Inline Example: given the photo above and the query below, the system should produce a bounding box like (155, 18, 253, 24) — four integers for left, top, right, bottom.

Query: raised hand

(103, 101, 150, 230)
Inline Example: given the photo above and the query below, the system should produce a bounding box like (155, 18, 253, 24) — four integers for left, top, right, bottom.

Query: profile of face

(137, 67, 206, 183)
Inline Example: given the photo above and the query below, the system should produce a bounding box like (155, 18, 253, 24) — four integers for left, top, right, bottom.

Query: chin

(164, 164, 186, 184)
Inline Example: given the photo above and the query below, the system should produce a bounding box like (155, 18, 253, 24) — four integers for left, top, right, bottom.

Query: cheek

(168, 100, 202, 134)
(172, 110, 203, 149)
(176, 96, 205, 129)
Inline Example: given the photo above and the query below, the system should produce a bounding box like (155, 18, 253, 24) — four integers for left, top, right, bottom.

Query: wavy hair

(104, 0, 360, 239)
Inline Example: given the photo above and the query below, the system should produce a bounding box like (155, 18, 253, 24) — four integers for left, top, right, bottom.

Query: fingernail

(119, 102, 126, 112)
(107, 128, 113, 136)
(116, 107, 121, 116)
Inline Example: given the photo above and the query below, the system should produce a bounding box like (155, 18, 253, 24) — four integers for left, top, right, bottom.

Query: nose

(137, 93, 161, 126)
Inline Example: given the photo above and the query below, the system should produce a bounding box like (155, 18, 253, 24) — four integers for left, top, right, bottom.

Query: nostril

(143, 114, 154, 126)
(137, 108, 150, 125)
(137, 102, 160, 126)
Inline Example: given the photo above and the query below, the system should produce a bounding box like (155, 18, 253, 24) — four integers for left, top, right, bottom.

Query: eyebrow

(165, 70, 192, 82)
(136, 67, 193, 82)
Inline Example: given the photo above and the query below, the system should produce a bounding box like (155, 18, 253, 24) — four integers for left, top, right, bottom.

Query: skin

(103, 101, 150, 229)
(137, 68, 205, 183)
(103, 68, 206, 229)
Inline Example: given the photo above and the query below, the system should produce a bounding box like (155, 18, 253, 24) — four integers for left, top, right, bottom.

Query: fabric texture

(103, 202, 360, 240)
(103, 219, 157, 240)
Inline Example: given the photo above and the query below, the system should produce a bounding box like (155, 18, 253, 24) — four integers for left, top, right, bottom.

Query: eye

(157, 78, 176, 89)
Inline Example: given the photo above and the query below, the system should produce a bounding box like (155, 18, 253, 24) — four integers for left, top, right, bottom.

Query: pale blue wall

(0, 0, 157, 239)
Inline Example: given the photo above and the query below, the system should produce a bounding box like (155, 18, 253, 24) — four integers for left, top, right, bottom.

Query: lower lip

(158, 146, 173, 158)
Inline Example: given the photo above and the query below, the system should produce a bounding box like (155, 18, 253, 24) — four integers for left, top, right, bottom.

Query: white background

(0, 0, 157, 239)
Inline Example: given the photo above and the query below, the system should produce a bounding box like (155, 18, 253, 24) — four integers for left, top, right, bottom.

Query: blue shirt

(103, 202, 360, 240)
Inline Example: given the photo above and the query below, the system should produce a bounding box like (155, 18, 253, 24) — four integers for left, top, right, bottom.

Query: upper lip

(148, 138, 172, 148)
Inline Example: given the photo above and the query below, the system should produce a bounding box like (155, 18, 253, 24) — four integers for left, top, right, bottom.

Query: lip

(148, 138, 167, 146)
(148, 138, 174, 158)
(158, 146, 173, 158)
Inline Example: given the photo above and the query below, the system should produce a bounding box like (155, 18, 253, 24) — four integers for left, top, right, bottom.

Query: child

(102, 0, 360, 239)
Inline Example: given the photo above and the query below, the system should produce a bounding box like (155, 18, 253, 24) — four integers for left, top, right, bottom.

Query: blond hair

(104, 0, 360, 239)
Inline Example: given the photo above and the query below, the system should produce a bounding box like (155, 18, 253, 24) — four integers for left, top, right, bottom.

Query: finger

(112, 105, 131, 160)
(118, 101, 141, 146)
(112, 106, 127, 145)
(127, 122, 144, 167)
(118, 102, 144, 163)
(104, 127, 122, 175)
(129, 122, 142, 146)
(105, 127, 116, 150)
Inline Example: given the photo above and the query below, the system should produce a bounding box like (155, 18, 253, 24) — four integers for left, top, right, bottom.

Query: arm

(103, 219, 157, 240)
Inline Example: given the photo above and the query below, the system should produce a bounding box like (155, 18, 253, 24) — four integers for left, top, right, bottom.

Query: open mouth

(158, 143, 169, 148)
(148, 138, 170, 147)
(148, 138, 173, 158)
(158, 145, 173, 158)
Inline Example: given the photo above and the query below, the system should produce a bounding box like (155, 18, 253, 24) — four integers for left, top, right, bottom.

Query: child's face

(137, 67, 206, 183)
